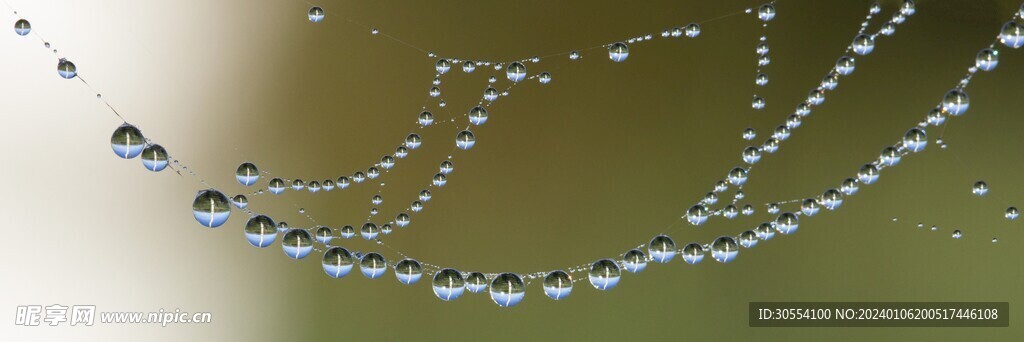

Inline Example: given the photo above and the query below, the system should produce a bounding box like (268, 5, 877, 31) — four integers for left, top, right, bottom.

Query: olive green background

(2, 0, 1023, 340)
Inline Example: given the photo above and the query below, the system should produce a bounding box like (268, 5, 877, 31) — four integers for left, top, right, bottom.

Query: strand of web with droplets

(732, 8, 1024, 245)
(238, 2, 776, 242)
(252, 0, 773, 192)
(246, 1, 915, 269)
(304, 1, 924, 280)
(296, 0, 768, 67)
(2, 0, 238, 218)
(673, 2, 907, 230)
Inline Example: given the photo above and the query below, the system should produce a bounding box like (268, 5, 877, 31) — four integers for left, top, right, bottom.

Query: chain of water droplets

(251, 1, 924, 285)
(9, 0, 1024, 305)
(240, 1, 777, 242)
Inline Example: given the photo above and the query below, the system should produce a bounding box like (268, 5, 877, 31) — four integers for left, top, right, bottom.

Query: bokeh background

(2, 0, 1023, 340)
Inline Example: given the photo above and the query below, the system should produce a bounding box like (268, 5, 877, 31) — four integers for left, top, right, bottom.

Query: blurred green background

(2, 0, 1023, 340)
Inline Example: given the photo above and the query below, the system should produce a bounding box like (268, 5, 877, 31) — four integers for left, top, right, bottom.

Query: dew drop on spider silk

(192, 189, 231, 228)
(841, 178, 860, 195)
(340, 225, 355, 239)
(902, 128, 927, 153)
(395, 259, 423, 285)
(880, 146, 901, 166)
(711, 236, 739, 263)
(685, 23, 701, 37)
(282, 228, 313, 259)
(976, 48, 999, 71)
(739, 230, 759, 248)
(469, 106, 488, 125)
(858, 164, 879, 184)
(395, 213, 410, 227)
(291, 179, 305, 191)
(406, 134, 422, 149)
(484, 87, 499, 101)
(360, 253, 387, 279)
(775, 212, 799, 235)
(972, 181, 988, 196)
(941, 90, 969, 116)
(798, 197, 823, 216)
(835, 56, 855, 75)
(743, 128, 756, 140)
(244, 215, 277, 248)
(681, 243, 705, 265)
(623, 249, 647, 273)
(686, 205, 709, 225)
(608, 42, 629, 62)
(821, 189, 844, 210)
(110, 123, 145, 159)
(322, 247, 354, 278)
(14, 19, 31, 36)
(752, 96, 765, 110)
(506, 62, 526, 82)
(648, 235, 676, 263)
(456, 130, 476, 150)
(1006, 207, 1019, 220)
(755, 222, 775, 240)
(433, 173, 447, 187)
(315, 226, 332, 244)
(57, 58, 76, 79)
(308, 6, 324, 23)
(758, 4, 776, 21)
(141, 144, 168, 171)
(235, 162, 259, 186)
(432, 268, 465, 301)
(539, 72, 552, 84)
(851, 34, 875, 55)
(418, 111, 434, 126)
(466, 272, 488, 293)
(361, 222, 379, 240)
(231, 194, 248, 209)
(543, 271, 573, 300)
(490, 273, 526, 307)
(589, 259, 621, 291)
(435, 59, 451, 74)
(1000, 21, 1024, 49)
(268, 178, 286, 194)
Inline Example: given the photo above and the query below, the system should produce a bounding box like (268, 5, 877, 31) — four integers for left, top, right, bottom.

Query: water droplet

(758, 4, 776, 22)
(456, 130, 476, 150)
(543, 271, 573, 300)
(192, 189, 231, 228)
(14, 19, 30, 36)
(307, 6, 325, 23)
(711, 236, 739, 263)
(395, 259, 423, 285)
(490, 273, 526, 307)
(506, 62, 526, 82)
(359, 253, 387, 279)
(322, 247, 354, 278)
(972, 181, 988, 196)
(608, 42, 629, 62)
(110, 124, 145, 159)
(282, 229, 313, 259)
(588, 259, 621, 290)
(235, 162, 259, 186)
(141, 144, 168, 171)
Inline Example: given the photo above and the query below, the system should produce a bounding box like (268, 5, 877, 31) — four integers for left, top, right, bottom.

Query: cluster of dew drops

(11, 0, 1024, 307)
